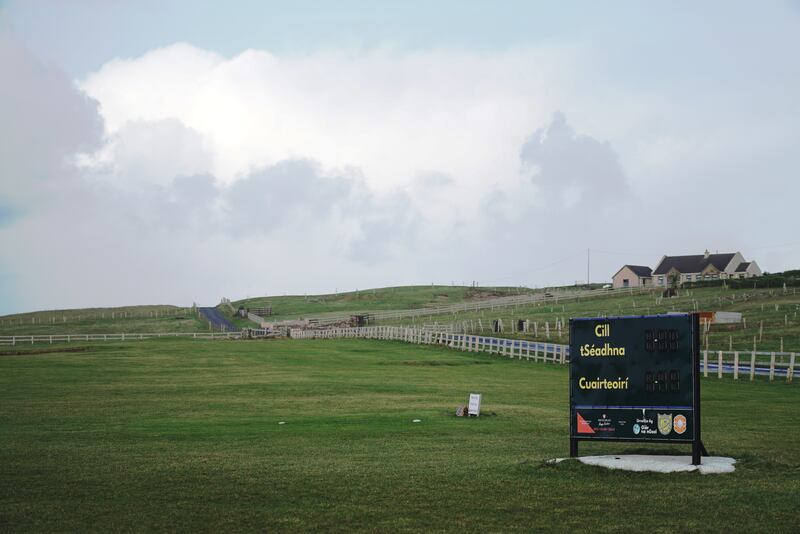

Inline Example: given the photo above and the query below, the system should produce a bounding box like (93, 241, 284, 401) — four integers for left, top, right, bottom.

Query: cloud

(0, 27, 103, 207)
(520, 111, 630, 208)
(1, 28, 799, 314)
(81, 118, 213, 188)
(80, 43, 576, 194)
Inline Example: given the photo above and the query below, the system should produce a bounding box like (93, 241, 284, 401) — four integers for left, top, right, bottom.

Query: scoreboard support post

(691, 312, 702, 465)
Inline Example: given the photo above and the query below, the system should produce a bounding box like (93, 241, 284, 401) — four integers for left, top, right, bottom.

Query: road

(199, 307, 239, 332)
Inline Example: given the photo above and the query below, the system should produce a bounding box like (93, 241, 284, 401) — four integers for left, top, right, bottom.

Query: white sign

(468, 393, 482, 416)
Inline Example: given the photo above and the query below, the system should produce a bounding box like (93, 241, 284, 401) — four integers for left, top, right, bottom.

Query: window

(623, 279, 629, 287)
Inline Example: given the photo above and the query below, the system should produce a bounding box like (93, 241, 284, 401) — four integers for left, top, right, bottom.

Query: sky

(0, 1, 799, 314)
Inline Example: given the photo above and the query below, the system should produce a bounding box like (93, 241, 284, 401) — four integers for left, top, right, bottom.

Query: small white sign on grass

(468, 393, 482, 416)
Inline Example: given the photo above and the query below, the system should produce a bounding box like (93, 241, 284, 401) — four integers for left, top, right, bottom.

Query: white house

(651, 250, 761, 287)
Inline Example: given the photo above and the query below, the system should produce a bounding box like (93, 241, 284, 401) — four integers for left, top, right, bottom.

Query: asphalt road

(199, 307, 239, 332)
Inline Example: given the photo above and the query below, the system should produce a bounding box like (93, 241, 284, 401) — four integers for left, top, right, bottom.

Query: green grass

(234, 285, 543, 321)
(1, 339, 798, 532)
(0, 306, 206, 336)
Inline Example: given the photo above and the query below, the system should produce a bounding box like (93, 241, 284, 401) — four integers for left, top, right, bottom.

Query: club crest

(673, 414, 687, 435)
(658, 413, 673, 435)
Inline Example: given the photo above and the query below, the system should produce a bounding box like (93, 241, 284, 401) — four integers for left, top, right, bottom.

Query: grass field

(234, 285, 542, 321)
(0, 306, 206, 336)
(1, 338, 798, 532)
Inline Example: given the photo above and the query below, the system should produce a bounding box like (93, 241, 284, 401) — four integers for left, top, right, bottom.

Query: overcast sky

(1, 1, 799, 314)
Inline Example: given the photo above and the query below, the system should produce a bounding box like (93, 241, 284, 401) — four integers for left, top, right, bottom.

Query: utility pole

(587, 248, 590, 285)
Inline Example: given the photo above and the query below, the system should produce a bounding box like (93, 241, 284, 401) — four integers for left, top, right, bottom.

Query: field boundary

(291, 326, 797, 383)
(0, 331, 245, 345)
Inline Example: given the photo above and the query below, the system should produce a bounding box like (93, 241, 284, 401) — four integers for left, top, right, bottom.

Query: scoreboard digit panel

(569, 314, 699, 442)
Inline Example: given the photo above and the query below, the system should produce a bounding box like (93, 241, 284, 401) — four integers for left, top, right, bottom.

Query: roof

(624, 265, 652, 277)
(612, 264, 652, 279)
(653, 253, 737, 275)
(735, 262, 751, 272)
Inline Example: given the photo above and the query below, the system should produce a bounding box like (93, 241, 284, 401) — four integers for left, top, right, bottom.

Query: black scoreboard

(569, 313, 705, 464)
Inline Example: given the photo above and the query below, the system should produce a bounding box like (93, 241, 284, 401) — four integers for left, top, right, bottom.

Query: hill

(2, 274, 798, 353)
(0, 305, 205, 336)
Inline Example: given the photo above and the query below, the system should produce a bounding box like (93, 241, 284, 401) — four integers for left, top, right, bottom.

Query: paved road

(199, 307, 239, 332)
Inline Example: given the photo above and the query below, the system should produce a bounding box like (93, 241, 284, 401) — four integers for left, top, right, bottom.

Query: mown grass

(0, 339, 798, 532)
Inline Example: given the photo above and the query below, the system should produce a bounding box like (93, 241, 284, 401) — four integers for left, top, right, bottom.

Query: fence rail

(2, 326, 794, 384)
(0, 332, 244, 346)
(290, 326, 797, 383)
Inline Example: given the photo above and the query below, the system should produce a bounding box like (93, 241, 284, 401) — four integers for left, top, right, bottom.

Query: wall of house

(612, 267, 650, 289)
(746, 261, 762, 277)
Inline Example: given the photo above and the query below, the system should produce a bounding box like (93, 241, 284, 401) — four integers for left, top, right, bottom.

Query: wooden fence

(290, 326, 796, 383)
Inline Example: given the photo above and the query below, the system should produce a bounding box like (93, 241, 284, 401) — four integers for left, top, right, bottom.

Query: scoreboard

(569, 313, 704, 464)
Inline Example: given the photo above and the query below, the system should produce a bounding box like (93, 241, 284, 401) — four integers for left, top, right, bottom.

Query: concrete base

(552, 455, 736, 474)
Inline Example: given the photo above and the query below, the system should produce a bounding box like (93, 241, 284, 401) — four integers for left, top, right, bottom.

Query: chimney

(704, 249, 710, 259)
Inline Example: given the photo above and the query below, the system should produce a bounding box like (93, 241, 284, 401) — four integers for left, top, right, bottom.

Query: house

(612, 265, 653, 289)
(651, 250, 761, 287)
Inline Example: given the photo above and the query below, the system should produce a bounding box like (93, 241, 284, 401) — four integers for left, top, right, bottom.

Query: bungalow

(612, 265, 653, 289)
(651, 250, 761, 287)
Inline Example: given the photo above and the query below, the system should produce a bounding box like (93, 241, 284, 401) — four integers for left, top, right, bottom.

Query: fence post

(788, 353, 795, 384)
(750, 350, 756, 381)
(718, 351, 723, 379)
(703, 350, 708, 378)
(769, 352, 776, 382)
(733, 351, 739, 380)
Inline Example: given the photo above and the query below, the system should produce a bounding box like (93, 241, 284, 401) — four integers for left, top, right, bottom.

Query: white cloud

(80, 43, 580, 195)
(1, 30, 799, 314)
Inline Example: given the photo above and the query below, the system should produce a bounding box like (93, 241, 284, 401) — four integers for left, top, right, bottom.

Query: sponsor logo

(577, 413, 595, 434)
(633, 423, 641, 435)
(658, 413, 673, 435)
(673, 414, 687, 435)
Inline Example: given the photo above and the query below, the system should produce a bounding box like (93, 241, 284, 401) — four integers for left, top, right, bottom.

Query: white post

(733, 351, 739, 380)
(718, 351, 723, 379)
(788, 353, 795, 384)
(750, 350, 756, 381)
(769, 352, 776, 381)
(703, 350, 708, 378)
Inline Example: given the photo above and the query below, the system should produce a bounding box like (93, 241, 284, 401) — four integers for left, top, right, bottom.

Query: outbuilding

(612, 265, 653, 289)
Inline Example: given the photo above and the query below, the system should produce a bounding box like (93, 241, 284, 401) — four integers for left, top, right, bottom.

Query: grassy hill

(380, 285, 800, 352)
(0, 338, 797, 531)
(232, 285, 545, 320)
(0, 305, 206, 336)
(2, 276, 798, 353)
